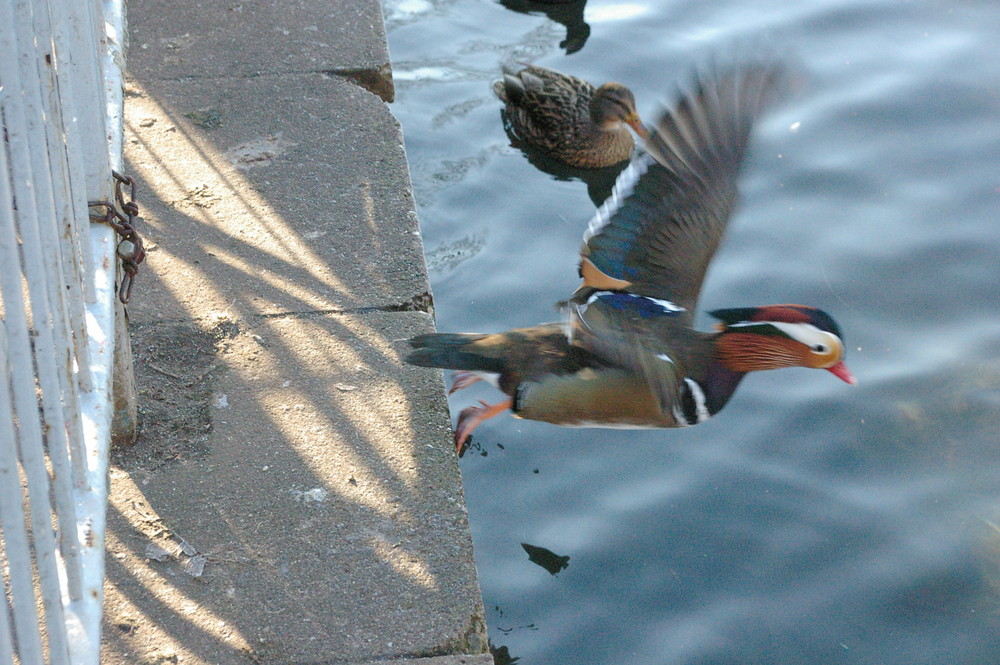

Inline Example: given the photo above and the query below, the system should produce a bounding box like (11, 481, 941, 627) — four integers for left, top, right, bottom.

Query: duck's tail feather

(406, 333, 504, 373)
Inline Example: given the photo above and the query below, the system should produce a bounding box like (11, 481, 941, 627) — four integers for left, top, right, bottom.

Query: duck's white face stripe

(583, 152, 654, 242)
(726, 321, 840, 350)
(772, 323, 840, 352)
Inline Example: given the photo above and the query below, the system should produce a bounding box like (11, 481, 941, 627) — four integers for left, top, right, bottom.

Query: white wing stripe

(583, 153, 653, 242)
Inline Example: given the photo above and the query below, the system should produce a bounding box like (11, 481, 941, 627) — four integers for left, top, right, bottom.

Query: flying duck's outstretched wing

(577, 59, 788, 314)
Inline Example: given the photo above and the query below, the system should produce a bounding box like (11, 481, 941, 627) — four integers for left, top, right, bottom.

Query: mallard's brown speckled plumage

(493, 64, 647, 168)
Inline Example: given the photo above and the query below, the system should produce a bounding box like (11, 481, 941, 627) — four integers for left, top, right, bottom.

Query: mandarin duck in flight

(493, 64, 648, 168)
(410, 59, 855, 455)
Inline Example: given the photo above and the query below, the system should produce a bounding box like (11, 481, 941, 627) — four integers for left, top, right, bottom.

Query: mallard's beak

(627, 115, 649, 140)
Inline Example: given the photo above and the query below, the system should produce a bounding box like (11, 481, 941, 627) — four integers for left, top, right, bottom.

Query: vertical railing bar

(0, 500, 19, 665)
(67, 2, 127, 662)
(7, 5, 81, 659)
(0, 537, 17, 665)
(74, 0, 113, 305)
(4, 0, 127, 661)
(24, 0, 92, 509)
(99, 0, 124, 173)
(36, 3, 97, 534)
(47, 0, 100, 399)
(0, 101, 54, 665)
(86, 0, 117, 179)
(36, 0, 93, 396)
(33, 0, 94, 521)
(48, 0, 101, 301)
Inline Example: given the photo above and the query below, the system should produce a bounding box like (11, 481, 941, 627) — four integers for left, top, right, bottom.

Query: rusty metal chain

(89, 171, 145, 303)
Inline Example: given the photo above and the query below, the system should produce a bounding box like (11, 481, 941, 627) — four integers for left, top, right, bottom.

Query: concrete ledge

(103, 0, 488, 663)
(123, 72, 424, 321)
(126, 0, 394, 100)
(105, 311, 485, 664)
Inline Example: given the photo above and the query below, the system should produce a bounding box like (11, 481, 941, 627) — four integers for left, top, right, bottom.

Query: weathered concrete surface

(101, 1, 489, 663)
(125, 0, 394, 100)
(120, 72, 427, 317)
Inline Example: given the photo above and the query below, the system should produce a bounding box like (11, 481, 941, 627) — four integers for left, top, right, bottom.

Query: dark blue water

(383, 1, 1000, 662)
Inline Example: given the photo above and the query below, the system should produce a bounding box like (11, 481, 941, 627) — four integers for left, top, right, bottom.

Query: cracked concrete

(101, 1, 490, 664)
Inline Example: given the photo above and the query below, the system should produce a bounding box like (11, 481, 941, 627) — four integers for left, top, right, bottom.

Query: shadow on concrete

(100, 72, 488, 665)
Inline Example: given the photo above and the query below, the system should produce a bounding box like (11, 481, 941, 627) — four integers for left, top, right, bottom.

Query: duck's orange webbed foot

(449, 371, 482, 395)
(455, 398, 514, 456)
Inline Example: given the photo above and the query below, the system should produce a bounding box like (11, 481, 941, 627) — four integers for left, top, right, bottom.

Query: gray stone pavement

(100, 1, 491, 663)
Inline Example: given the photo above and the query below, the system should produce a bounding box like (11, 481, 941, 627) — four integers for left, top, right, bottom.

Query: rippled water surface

(383, 1, 1000, 662)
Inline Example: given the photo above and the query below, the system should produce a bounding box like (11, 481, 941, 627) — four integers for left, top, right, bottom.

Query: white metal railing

(0, 0, 126, 663)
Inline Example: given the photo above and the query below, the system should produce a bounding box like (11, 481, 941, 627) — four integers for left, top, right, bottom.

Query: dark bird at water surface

(493, 64, 648, 168)
(409, 58, 856, 455)
(497, 0, 591, 54)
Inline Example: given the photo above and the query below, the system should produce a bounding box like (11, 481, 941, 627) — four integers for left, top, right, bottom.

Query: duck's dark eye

(812, 344, 829, 353)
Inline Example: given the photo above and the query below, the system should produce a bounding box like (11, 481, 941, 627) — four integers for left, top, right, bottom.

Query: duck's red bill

(827, 361, 857, 385)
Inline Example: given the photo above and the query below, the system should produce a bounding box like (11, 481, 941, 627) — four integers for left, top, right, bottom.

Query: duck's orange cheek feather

(715, 334, 805, 372)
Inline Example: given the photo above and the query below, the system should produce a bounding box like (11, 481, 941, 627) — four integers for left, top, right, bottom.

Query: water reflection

(497, 0, 591, 54)
(424, 231, 488, 274)
(496, 110, 628, 205)
(521, 542, 571, 575)
(490, 641, 523, 664)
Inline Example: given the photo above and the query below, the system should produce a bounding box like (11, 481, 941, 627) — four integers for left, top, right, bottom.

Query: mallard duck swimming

(409, 59, 855, 454)
(493, 64, 648, 168)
